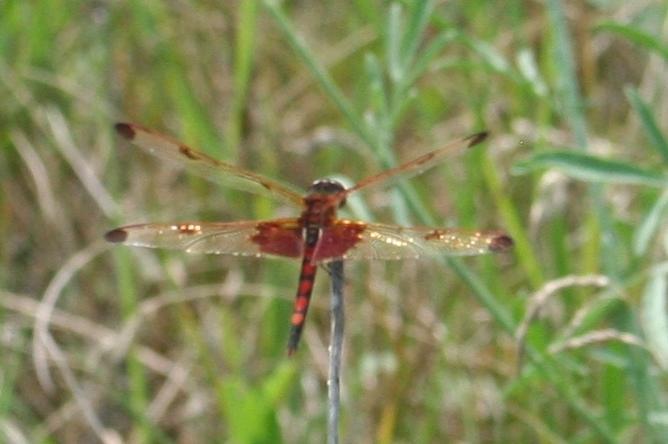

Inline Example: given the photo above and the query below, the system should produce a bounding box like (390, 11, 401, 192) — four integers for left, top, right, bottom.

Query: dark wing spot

(423, 229, 444, 241)
(489, 234, 513, 252)
(105, 228, 128, 243)
(466, 131, 489, 148)
(114, 123, 135, 140)
(415, 151, 436, 165)
(179, 145, 199, 160)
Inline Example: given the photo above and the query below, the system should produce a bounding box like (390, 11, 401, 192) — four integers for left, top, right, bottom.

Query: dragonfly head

(307, 179, 346, 207)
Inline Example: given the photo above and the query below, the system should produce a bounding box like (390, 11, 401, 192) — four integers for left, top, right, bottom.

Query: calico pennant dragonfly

(105, 123, 513, 355)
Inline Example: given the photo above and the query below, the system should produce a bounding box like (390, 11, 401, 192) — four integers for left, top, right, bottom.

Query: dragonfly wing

(115, 123, 305, 206)
(105, 218, 304, 258)
(345, 132, 488, 196)
(314, 220, 512, 262)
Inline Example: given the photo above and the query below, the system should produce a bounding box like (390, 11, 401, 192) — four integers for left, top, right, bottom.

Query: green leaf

(641, 270, 668, 368)
(262, 362, 297, 405)
(625, 86, 668, 163)
(227, 0, 260, 157)
(546, 0, 588, 147)
(386, 3, 404, 82)
(221, 365, 295, 444)
(399, 0, 434, 70)
(405, 28, 456, 83)
(516, 47, 547, 96)
(512, 151, 668, 187)
(596, 21, 668, 61)
(467, 37, 511, 74)
(634, 190, 668, 256)
(364, 53, 389, 125)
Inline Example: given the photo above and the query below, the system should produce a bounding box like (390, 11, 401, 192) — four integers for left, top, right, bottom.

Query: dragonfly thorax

(307, 179, 346, 208)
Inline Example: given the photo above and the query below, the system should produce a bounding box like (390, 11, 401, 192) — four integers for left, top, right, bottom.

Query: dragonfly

(105, 122, 513, 355)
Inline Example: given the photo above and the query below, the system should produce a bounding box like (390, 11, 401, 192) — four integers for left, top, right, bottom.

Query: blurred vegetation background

(3, 0, 668, 442)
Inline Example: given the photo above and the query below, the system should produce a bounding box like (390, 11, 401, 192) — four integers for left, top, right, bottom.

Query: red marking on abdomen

(298, 278, 314, 296)
(287, 244, 318, 355)
(294, 294, 310, 312)
(291, 312, 305, 325)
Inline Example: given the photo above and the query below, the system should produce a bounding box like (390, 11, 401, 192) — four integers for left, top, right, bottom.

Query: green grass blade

(481, 153, 543, 287)
(219, 364, 294, 443)
(642, 269, 668, 368)
(466, 37, 512, 75)
(513, 151, 668, 187)
(516, 47, 547, 97)
(262, 0, 374, 149)
(596, 21, 668, 61)
(625, 86, 668, 163)
(390, 29, 455, 125)
(364, 53, 390, 135)
(634, 190, 668, 256)
(386, 3, 403, 82)
(404, 28, 456, 86)
(618, 299, 668, 441)
(546, 0, 588, 147)
(398, 0, 434, 71)
(227, 0, 260, 158)
(448, 258, 515, 333)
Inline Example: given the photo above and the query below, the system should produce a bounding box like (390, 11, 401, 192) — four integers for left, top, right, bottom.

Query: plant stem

(327, 260, 344, 444)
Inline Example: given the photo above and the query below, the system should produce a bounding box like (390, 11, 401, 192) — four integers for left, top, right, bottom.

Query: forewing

(345, 132, 488, 196)
(105, 218, 304, 258)
(314, 220, 512, 262)
(115, 123, 304, 206)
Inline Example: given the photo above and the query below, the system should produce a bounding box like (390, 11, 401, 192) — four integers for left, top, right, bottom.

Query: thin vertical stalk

(327, 260, 345, 444)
